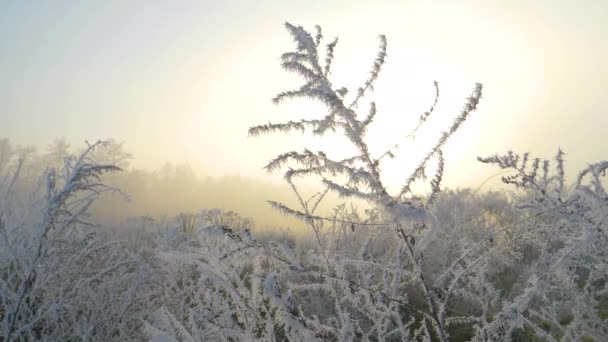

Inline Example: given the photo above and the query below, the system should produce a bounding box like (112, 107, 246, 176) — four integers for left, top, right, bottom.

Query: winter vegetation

(1, 23, 607, 341)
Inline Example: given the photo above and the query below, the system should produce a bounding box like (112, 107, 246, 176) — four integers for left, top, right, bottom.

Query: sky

(1, 0, 607, 193)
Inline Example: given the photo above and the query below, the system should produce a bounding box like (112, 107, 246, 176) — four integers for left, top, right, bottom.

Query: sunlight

(310, 46, 481, 194)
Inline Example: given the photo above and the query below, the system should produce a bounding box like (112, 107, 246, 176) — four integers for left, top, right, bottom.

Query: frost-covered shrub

(473, 150, 608, 340)
(145, 223, 316, 341)
(0, 141, 148, 341)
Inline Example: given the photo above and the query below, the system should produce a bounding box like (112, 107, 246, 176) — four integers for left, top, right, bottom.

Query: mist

(92, 164, 308, 230)
(0, 137, 339, 231)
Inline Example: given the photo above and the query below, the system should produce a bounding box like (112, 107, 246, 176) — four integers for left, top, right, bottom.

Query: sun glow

(285, 44, 482, 194)
(176, 4, 543, 194)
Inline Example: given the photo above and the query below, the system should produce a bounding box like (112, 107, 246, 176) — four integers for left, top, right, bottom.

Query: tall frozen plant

(250, 23, 482, 341)
(0, 141, 125, 341)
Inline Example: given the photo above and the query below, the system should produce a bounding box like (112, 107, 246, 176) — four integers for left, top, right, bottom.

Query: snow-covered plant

(0, 141, 146, 341)
(146, 222, 317, 341)
(471, 150, 608, 340)
(249, 23, 482, 341)
(199, 208, 255, 232)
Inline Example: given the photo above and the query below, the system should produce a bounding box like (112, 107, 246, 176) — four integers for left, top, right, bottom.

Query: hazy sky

(1, 0, 607, 192)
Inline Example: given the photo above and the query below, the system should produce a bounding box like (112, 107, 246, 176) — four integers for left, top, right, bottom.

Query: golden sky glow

(1, 0, 607, 191)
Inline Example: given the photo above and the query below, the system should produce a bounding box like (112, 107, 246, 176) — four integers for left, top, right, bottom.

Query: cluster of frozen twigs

(142, 179, 607, 341)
